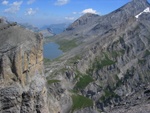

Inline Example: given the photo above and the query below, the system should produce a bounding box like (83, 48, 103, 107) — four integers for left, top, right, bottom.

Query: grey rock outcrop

(0, 21, 49, 113)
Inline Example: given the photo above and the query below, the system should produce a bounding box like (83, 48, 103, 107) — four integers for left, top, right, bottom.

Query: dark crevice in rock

(10, 54, 21, 83)
(144, 90, 150, 94)
(0, 58, 3, 79)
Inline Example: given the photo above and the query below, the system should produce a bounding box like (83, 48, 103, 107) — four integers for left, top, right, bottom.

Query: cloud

(55, 0, 69, 6)
(73, 12, 77, 14)
(25, 8, 38, 16)
(82, 8, 98, 14)
(27, 0, 36, 5)
(4, 1, 23, 13)
(2, 0, 9, 5)
(65, 16, 75, 21)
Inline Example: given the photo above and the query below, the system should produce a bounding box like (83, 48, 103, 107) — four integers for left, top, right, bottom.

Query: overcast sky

(0, 0, 150, 27)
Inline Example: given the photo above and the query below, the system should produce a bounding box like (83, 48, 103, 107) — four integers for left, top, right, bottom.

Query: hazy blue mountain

(41, 23, 70, 34)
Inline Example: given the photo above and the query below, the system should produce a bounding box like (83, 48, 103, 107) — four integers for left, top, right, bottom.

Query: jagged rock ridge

(55, 0, 150, 41)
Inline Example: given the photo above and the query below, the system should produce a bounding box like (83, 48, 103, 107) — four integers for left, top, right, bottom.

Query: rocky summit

(0, 18, 49, 113)
(45, 0, 150, 113)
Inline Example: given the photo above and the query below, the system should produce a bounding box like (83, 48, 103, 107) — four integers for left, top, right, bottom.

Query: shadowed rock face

(0, 21, 49, 113)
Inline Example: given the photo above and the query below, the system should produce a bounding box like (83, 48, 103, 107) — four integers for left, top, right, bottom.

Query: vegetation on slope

(88, 53, 116, 73)
(71, 94, 93, 113)
(44, 58, 51, 64)
(144, 49, 150, 57)
(56, 39, 77, 52)
(74, 75, 94, 91)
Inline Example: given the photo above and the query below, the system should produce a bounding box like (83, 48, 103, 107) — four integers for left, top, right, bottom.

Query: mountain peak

(66, 13, 99, 31)
(110, 0, 150, 17)
(81, 13, 99, 17)
(132, 0, 149, 5)
(66, 0, 149, 32)
(130, 0, 149, 6)
(132, 0, 147, 2)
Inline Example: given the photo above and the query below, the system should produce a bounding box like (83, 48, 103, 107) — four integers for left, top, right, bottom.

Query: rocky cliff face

(45, 0, 150, 113)
(0, 19, 49, 113)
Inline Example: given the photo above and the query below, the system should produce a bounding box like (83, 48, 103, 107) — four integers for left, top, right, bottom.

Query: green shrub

(119, 37, 124, 43)
(100, 56, 116, 67)
(74, 75, 94, 91)
(111, 51, 119, 58)
(144, 50, 150, 57)
(100, 87, 119, 102)
(94, 54, 116, 70)
(138, 59, 146, 64)
(116, 79, 122, 87)
(71, 94, 93, 113)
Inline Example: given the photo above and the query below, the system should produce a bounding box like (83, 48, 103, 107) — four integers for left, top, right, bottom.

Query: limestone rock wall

(0, 24, 49, 113)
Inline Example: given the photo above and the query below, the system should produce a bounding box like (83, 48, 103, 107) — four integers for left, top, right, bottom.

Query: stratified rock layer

(45, 0, 150, 113)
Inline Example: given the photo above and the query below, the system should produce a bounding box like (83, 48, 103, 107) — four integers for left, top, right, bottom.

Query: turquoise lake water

(43, 42, 63, 60)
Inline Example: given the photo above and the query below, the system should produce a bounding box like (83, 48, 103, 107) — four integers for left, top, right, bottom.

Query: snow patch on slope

(135, 7, 150, 18)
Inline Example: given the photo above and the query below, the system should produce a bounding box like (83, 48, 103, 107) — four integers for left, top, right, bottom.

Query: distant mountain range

(41, 23, 70, 34)
(19, 23, 70, 37)
(19, 23, 39, 32)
